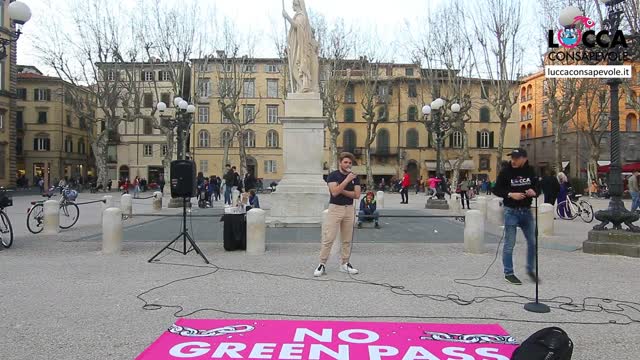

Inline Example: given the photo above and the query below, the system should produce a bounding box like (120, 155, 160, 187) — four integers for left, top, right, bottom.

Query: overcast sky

(17, 0, 542, 76)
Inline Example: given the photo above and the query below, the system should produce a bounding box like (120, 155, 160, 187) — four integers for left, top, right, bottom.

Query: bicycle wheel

(59, 202, 80, 229)
(556, 200, 579, 220)
(27, 204, 44, 234)
(579, 200, 595, 223)
(0, 210, 13, 248)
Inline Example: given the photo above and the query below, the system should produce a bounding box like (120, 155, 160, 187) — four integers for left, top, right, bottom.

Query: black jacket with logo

(493, 162, 538, 208)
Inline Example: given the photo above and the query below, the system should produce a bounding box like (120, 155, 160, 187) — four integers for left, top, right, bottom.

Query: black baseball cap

(509, 148, 528, 158)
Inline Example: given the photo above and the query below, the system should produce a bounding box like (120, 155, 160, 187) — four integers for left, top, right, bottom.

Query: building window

(345, 84, 355, 103)
(243, 130, 256, 147)
(34, 89, 51, 101)
(264, 160, 277, 173)
(344, 107, 355, 122)
(107, 70, 116, 81)
(161, 93, 171, 105)
(542, 120, 548, 136)
(242, 64, 256, 73)
(407, 106, 417, 121)
(78, 140, 86, 154)
(526, 124, 532, 138)
(198, 107, 209, 123)
(198, 79, 212, 98)
(221, 130, 233, 147)
(479, 155, 491, 170)
(405, 68, 414, 76)
(159, 71, 171, 81)
(520, 125, 526, 140)
(198, 130, 210, 147)
(408, 82, 417, 98)
(143, 93, 153, 108)
(17, 88, 26, 100)
(376, 129, 390, 154)
(142, 71, 154, 82)
(265, 64, 279, 73)
(161, 144, 168, 157)
(38, 111, 47, 124)
(79, 117, 86, 130)
(64, 137, 73, 153)
(267, 130, 279, 148)
(16, 111, 23, 129)
(452, 131, 463, 148)
(342, 129, 356, 152)
(221, 110, 231, 123)
(378, 106, 387, 121)
(267, 79, 279, 98)
(199, 160, 209, 174)
(143, 118, 153, 135)
(33, 137, 50, 151)
(143, 144, 153, 156)
(377, 84, 390, 98)
(479, 130, 490, 148)
(244, 105, 255, 122)
(66, 114, 72, 127)
(243, 79, 255, 98)
(267, 105, 279, 123)
(481, 86, 489, 100)
(406, 129, 419, 148)
(479, 107, 490, 122)
(16, 138, 23, 155)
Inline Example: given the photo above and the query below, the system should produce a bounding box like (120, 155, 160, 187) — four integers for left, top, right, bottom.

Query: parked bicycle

(0, 187, 14, 248)
(27, 186, 80, 234)
(556, 189, 594, 223)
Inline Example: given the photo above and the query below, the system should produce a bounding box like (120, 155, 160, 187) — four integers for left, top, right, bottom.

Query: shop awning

(598, 162, 640, 173)
(351, 165, 397, 175)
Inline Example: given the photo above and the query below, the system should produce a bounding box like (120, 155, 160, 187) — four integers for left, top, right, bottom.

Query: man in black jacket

(223, 164, 234, 205)
(540, 170, 560, 205)
(493, 148, 539, 285)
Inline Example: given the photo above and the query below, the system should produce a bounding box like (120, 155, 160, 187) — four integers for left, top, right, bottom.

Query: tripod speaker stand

(148, 197, 210, 264)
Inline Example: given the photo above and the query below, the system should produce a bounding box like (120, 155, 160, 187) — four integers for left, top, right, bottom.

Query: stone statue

(282, 0, 319, 94)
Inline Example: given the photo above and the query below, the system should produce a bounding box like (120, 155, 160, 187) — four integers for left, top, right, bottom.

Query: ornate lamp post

(423, 98, 460, 209)
(0, 1, 31, 60)
(157, 97, 196, 161)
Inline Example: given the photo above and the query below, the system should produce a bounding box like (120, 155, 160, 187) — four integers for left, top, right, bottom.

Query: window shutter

(448, 133, 454, 148)
(33, 138, 38, 150)
(141, 71, 145, 81)
(428, 133, 432, 148)
(46, 89, 51, 101)
(33, 89, 38, 100)
(489, 131, 495, 148)
(45, 138, 51, 151)
(476, 131, 481, 148)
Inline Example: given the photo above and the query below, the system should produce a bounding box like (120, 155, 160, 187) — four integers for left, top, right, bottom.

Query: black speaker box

(170, 160, 197, 198)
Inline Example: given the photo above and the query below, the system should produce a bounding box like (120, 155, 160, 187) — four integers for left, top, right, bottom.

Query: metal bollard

(487, 198, 504, 225)
(464, 210, 486, 254)
(538, 203, 555, 237)
(101, 195, 113, 223)
(376, 191, 384, 209)
(476, 196, 488, 220)
(246, 208, 266, 254)
(322, 209, 342, 261)
(152, 191, 162, 211)
(121, 194, 132, 218)
(102, 207, 123, 254)
(43, 200, 60, 235)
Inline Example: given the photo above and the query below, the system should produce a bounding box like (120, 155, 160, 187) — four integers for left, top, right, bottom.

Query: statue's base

(583, 230, 640, 258)
(425, 198, 450, 210)
(167, 197, 192, 208)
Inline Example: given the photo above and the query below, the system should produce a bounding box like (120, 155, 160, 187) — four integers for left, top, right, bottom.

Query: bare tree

(472, 0, 524, 168)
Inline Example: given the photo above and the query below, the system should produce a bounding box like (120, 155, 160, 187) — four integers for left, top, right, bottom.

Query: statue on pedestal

(282, 0, 319, 94)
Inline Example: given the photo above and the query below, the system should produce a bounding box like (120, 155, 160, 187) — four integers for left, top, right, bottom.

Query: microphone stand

(524, 195, 550, 313)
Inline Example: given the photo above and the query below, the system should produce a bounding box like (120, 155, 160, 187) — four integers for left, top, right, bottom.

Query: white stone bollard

(449, 193, 462, 212)
(464, 210, 486, 254)
(538, 203, 555, 237)
(43, 200, 60, 235)
(487, 198, 504, 225)
(476, 196, 488, 220)
(102, 208, 123, 255)
(120, 194, 132, 218)
(246, 208, 266, 255)
(322, 209, 342, 261)
(376, 191, 384, 209)
(152, 191, 162, 211)
(101, 195, 113, 223)
(232, 189, 240, 204)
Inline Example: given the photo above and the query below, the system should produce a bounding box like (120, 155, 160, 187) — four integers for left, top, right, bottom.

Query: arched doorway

(119, 165, 129, 180)
(246, 157, 257, 177)
(406, 160, 419, 185)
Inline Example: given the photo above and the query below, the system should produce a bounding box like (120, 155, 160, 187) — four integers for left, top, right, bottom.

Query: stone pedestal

(583, 230, 640, 258)
(269, 93, 328, 226)
(427, 198, 450, 210)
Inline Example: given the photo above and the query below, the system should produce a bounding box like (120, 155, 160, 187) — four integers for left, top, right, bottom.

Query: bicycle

(0, 187, 14, 248)
(556, 190, 594, 223)
(26, 186, 80, 234)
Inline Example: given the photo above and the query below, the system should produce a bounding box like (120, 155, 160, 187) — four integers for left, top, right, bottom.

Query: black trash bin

(221, 213, 246, 251)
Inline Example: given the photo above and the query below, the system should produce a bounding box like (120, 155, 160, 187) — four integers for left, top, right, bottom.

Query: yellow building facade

(15, 66, 95, 188)
(0, 0, 16, 187)
(188, 58, 520, 183)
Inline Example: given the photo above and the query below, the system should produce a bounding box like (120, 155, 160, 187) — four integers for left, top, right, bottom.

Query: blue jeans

(503, 207, 536, 276)
(358, 210, 379, 224)
(224, 186, 232, 204)
(631, 191, 639, 212)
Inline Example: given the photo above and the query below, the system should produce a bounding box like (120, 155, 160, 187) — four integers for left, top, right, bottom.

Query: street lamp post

(1, 1, 31, 60)
(423, 99, 459, 209)
(592, 0, 640, 232)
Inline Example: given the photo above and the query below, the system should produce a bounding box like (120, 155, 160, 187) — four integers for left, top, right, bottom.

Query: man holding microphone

(314, 152, 361, 276)
(492, 148, 539, 285)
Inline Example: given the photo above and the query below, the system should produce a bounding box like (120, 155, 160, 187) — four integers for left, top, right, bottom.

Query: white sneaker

(313, 264, 326, 277)
(339, 263, 359, 275)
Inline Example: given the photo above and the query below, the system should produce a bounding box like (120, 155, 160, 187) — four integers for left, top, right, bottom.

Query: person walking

(133, 176, 140, 198)
(223, 164, 234, 205)
(540, 170, 560, 205)
(628, 170, 639, 212)
(459, 178, 470, 209)
(427, 175, 440, 197)
(314, 152, 361, 277)
(357, 191, 380, 229)
(158, 175, 165, 194)
(556, 172, 571, 218)
(492, 148, 539, 285)
(400, 169, 410, 204)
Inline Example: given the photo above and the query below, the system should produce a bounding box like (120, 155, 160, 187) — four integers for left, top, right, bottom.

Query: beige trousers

(320, 204, 355, 264)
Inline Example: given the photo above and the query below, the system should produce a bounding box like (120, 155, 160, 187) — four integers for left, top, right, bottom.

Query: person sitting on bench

(358, 191, 380, 229)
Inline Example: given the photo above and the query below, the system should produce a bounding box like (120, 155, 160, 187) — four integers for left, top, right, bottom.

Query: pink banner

(137, 319, 518, 359)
